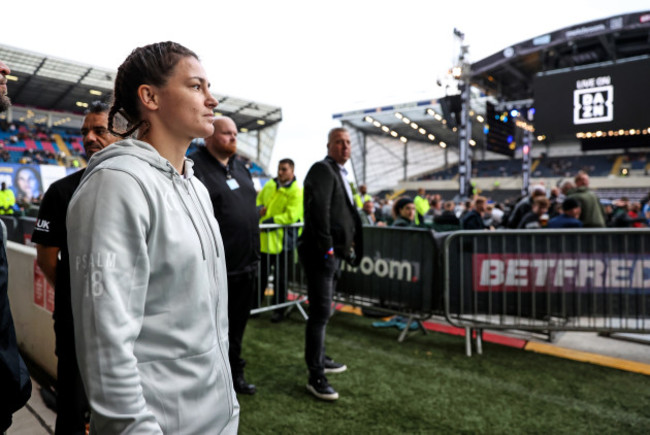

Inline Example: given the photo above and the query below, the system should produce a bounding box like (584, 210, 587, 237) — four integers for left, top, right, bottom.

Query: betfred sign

(473, 254, 650, 293)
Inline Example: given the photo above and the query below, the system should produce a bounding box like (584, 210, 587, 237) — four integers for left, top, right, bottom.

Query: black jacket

(189, 148, 260, 276)
(0, 230, 32, 431)
(300, 157, 363, 266)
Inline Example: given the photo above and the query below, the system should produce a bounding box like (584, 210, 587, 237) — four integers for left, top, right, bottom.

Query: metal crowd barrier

(441, 229, 650, 355)
(254, 224, 441, 341)
(253, 223, 308, 319)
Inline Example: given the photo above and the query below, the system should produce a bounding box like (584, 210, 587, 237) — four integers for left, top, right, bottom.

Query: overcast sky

(3, 1, 648, 181)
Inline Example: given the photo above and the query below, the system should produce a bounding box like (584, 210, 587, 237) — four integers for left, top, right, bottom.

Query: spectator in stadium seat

(32, 101, 118, 435)
(518, 196, 550, 229)
(461, 196, 488, 230)
(66, 42, 238, 434)
(353, 184, 372, 209)
(189, 116, 260, 396)
(507, 184, 546, 228)
(392, 197, 418, 227)
(299, 127, 363, 401)
(0, 57, 32, 434)
(256, 158, 303, 323)
(567, 172, 605, 227)
(548, 197, 583, 229)
(433, 200, 460, 231)
(359, 199, 385, 226)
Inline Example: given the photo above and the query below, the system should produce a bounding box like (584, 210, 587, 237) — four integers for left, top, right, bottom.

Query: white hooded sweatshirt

(67, 139, 239, 434)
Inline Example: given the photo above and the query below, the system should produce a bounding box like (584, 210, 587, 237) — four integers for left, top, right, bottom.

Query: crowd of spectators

(354, 171, 650, 232)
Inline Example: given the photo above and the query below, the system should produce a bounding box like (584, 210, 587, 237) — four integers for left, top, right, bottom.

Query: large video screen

(533, 57, 650, 141)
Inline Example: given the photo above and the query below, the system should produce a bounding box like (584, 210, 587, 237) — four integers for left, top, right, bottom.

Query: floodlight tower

(451, 28, 473, 199)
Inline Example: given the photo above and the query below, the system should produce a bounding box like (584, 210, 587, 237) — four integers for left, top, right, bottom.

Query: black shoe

(233, 375, 257, 395)
(324, 356, 347, 374)
(270, 311, 285, 323)
(306, 375, 339, 401)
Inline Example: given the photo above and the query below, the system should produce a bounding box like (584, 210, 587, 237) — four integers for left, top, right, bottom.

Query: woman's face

(151, 56, 218, 142)
(17, 170, 37, 196)
(399, 203, 416, 221)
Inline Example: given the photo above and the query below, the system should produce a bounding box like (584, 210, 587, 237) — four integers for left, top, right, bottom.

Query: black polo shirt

(31, 169, 85, 323)
(188, 147, 260, 276)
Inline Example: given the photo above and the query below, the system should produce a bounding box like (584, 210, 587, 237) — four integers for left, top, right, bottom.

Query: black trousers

(298, 244, 340, 378)
(54, 318, 88, 435)
(227, 271, 256, 377)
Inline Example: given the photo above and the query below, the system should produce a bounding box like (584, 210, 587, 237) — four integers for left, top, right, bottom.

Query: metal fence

(254, 224, 441, 340)
(441, 229, 650, 355)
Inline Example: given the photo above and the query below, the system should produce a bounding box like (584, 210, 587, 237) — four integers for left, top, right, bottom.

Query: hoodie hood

(85, 138, 195, 180)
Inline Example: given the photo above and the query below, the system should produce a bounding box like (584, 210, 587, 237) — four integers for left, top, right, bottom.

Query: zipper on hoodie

(170, 169, 208, 261)
(180, 176, 235, 416)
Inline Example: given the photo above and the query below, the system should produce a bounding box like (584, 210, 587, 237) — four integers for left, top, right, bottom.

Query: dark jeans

(54, 319, 88, 435)
(258, 252, 288, 307)
(298, 244, 340, 378)
(227, 271, 256, 377)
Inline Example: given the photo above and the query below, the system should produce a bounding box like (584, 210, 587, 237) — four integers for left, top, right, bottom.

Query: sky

(3, 0, 648, 182)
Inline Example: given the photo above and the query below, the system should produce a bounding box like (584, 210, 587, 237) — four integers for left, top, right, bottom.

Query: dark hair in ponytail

(108, 41, 198, 138)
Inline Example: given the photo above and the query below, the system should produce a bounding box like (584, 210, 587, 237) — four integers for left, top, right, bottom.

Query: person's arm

(35, 245, 59, 287)
(67, 169, 162, 434)
(271, 185, 303, 225)
(304, 163, 334, 254)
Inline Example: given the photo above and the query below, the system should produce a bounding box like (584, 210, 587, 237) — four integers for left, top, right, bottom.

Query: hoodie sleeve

(67, 168, 162, 434)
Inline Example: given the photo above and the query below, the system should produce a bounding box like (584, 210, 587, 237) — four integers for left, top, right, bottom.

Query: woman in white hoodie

(67, 42, 239, 434)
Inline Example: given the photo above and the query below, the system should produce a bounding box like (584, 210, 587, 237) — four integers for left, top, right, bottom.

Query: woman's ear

(137, 84, 159, 111)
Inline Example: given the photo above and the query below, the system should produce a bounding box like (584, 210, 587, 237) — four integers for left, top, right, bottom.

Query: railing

(441, 229, 650, 355)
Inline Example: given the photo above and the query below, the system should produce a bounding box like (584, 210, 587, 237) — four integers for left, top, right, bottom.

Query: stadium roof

(0, 43, 282, 132)
(471, 10, 650, 101)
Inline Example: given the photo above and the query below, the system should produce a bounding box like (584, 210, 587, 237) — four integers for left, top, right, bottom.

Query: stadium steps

(52, 134, 88, 167)
(609, 155, 624, 176)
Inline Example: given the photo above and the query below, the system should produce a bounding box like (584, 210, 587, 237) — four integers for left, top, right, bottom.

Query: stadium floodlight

(364, 116, 373, 122)
(395, 112, 404, 119)
(399, 136, 408, 143)
(75, 101, 88, 108)
(476, 115, 484, 123)
(257, 120, 266, 125)
(428, 134, 435, 141)
(418, 128, 426, 134)
(469, 139, 476, 146)
(240, 128, 249, 132)
(390, 131, 398, 137)
(439, 142, 447, 148)
(381, 126, 390, 132)
(402, 117, 410, 124)
(373, 120, 381, 128)
(6, 75, 18, 81)
(89, 89, 102, 96)
(410, 122, 418, 129)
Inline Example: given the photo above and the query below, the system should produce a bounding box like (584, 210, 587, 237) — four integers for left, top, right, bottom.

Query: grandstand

(0, 43, 282, 203)
(334, 10, 650, 201)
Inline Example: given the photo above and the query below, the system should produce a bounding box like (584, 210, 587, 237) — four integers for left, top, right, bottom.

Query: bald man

(568, 171, 605, 227)
(189, 117, 260, 395)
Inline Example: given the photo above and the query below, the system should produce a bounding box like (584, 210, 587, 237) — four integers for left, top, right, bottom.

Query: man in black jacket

(299, 127, 363, 401)
(0, 58, 31, 433)
(189, 116, 260, 395)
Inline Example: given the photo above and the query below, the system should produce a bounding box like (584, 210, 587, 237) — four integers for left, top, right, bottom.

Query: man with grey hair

(33, 100, 118, 434)
(299, 127, 363, 401)
(0, 58, 32, 433)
